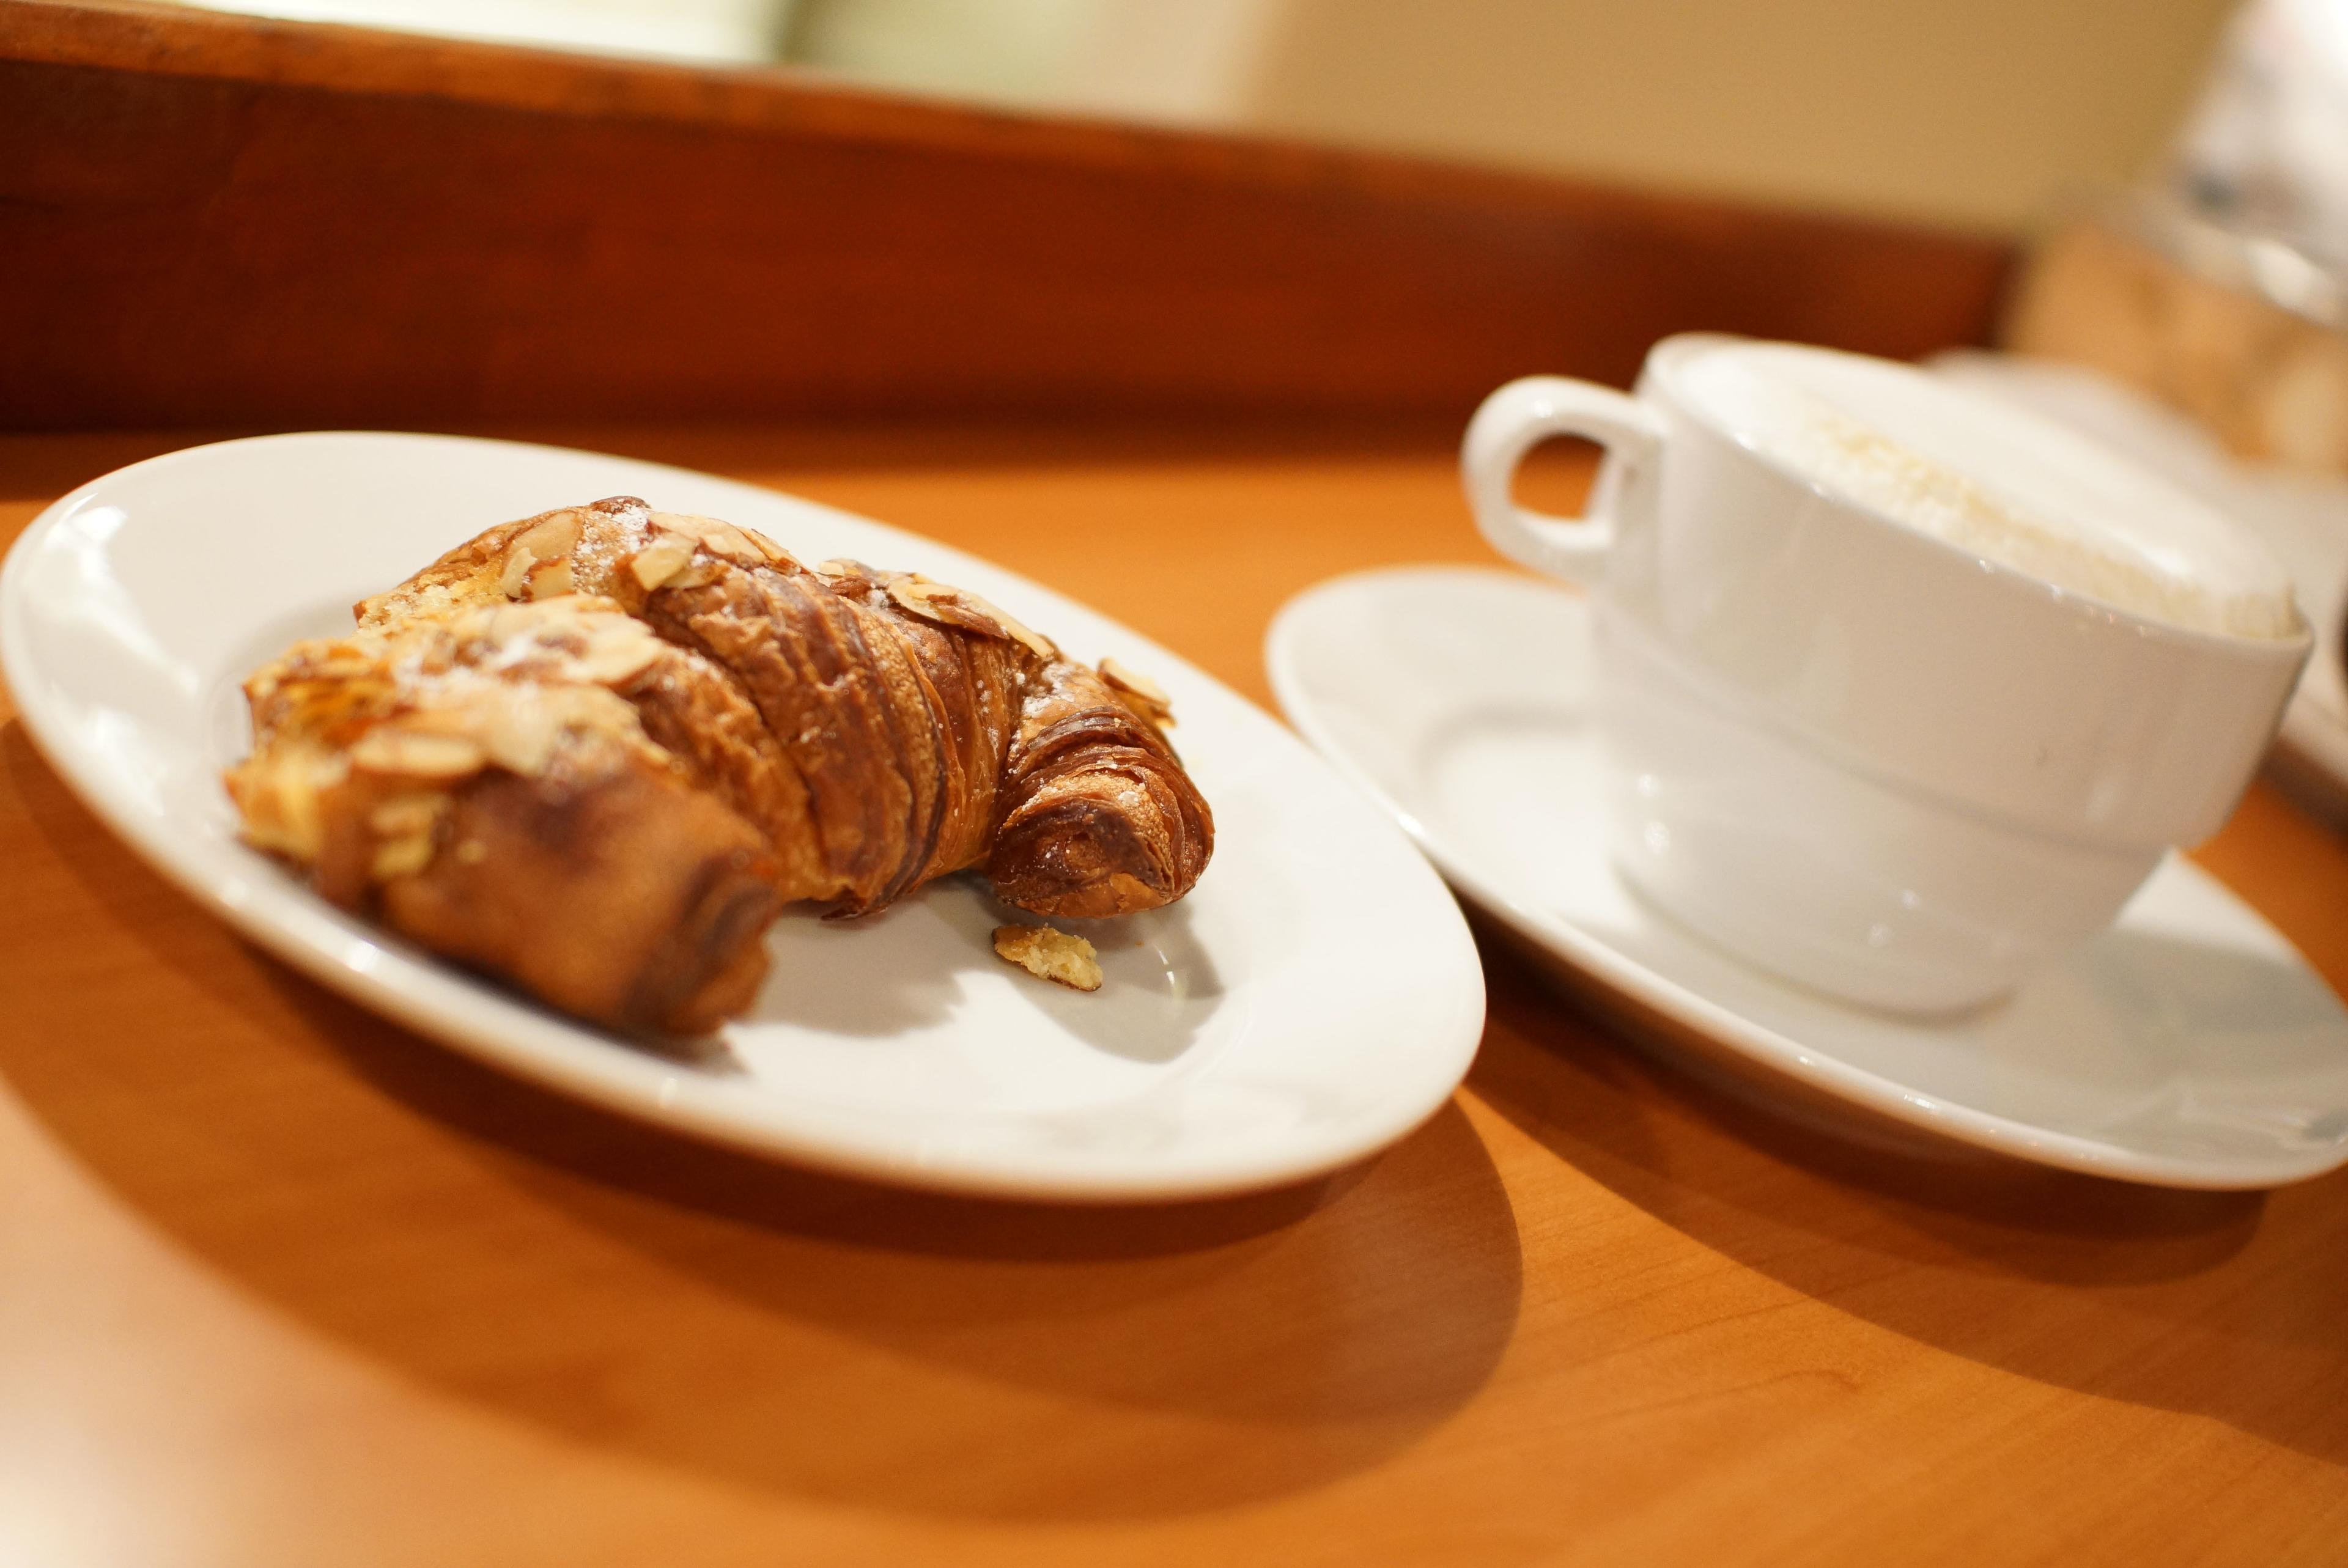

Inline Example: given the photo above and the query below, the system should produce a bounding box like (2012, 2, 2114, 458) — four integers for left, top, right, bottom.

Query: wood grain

(1, 425, 2346, 1565)
(0, 0, 2011, 431)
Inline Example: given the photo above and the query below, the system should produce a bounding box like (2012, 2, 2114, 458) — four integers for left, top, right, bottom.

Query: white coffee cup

(1462, 334, 2312, 1014)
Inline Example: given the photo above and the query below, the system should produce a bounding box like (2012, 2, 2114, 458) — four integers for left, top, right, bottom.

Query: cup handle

(1462, 375, 1666, 587)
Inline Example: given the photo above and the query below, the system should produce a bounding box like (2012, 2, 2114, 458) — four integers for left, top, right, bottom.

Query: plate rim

(1268, 561, 2348, 1190)
(1, 431, 1488, 1202)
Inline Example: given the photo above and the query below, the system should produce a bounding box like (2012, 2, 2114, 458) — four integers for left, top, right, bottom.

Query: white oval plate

(0, 433, 1484, 1201)
(1269, 564, 2348, 1190)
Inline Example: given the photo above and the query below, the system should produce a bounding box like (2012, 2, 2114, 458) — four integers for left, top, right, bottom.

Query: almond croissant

(226, 497, 1213, 1032)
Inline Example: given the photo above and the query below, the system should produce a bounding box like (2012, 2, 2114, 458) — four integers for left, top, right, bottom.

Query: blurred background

(164, 0, 2237, 233)
(143, 0, 2348, 499)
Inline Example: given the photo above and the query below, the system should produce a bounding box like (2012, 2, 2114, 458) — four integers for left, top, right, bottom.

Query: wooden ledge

(2, 0, 2013, 430)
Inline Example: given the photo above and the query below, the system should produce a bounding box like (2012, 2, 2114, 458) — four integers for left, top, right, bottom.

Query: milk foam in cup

(1463, 335, 2312, 1014)
(1675, 342, 2302, 643)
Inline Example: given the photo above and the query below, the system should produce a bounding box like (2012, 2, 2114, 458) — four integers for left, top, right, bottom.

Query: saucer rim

(1267, 562, 2348, 1190)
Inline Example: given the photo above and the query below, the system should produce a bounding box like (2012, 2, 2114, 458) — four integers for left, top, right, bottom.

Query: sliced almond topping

(227, 748, 342, 863)
(499, 546, 537, 599)
(741, 527, 797, 569)
(512, 511, 583, 563)
(649, 511, 764, 566)
(571, 626, 665, 686)
(813, 558, 876, 594)
(992, 605, 1058, 662)
(477, 602, 542, 647)
(349, 729, 487, 779)
(367, 792, 449, 839)
(885, 575, 1054, 658)
(371, 833, 438, 882)
(476, 701, 563, 777)
(926, 578, 1054, 660)
(667, 559, 724, 590)
(629, 534, 697, 591)
(1099, 657, 1174, 724)
(887, 575, 993, 633)
(992, 924, 1103, 992)
(526, 558, 575, 600)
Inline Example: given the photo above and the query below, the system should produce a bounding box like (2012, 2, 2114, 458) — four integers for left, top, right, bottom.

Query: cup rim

(1641, 333, 2314, 663)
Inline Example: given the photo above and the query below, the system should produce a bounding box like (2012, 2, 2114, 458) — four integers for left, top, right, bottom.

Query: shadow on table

(0, 724, 1523, 1523)
(1468, 920, 2348, 1470)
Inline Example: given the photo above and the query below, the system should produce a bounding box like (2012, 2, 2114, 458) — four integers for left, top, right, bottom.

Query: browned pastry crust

(988, 657, 1211, 918)
(227, 496, 1213, 1032)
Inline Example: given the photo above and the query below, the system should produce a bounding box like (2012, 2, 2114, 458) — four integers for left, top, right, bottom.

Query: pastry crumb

(993, 924, 1102, 992)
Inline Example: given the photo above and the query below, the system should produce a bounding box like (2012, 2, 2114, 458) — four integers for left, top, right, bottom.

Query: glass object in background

(2006, 194, 2348, 474)
(2173, 0, 2348, 277)
(2004, 0, 2348, 477)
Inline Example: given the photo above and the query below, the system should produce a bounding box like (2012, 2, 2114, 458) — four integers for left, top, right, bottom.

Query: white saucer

(0, 433, 1486, 1202)
(1269, 565, 2348, 1189)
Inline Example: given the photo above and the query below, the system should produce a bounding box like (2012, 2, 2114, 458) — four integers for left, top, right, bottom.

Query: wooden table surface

(3, 425, 2346, 1567)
